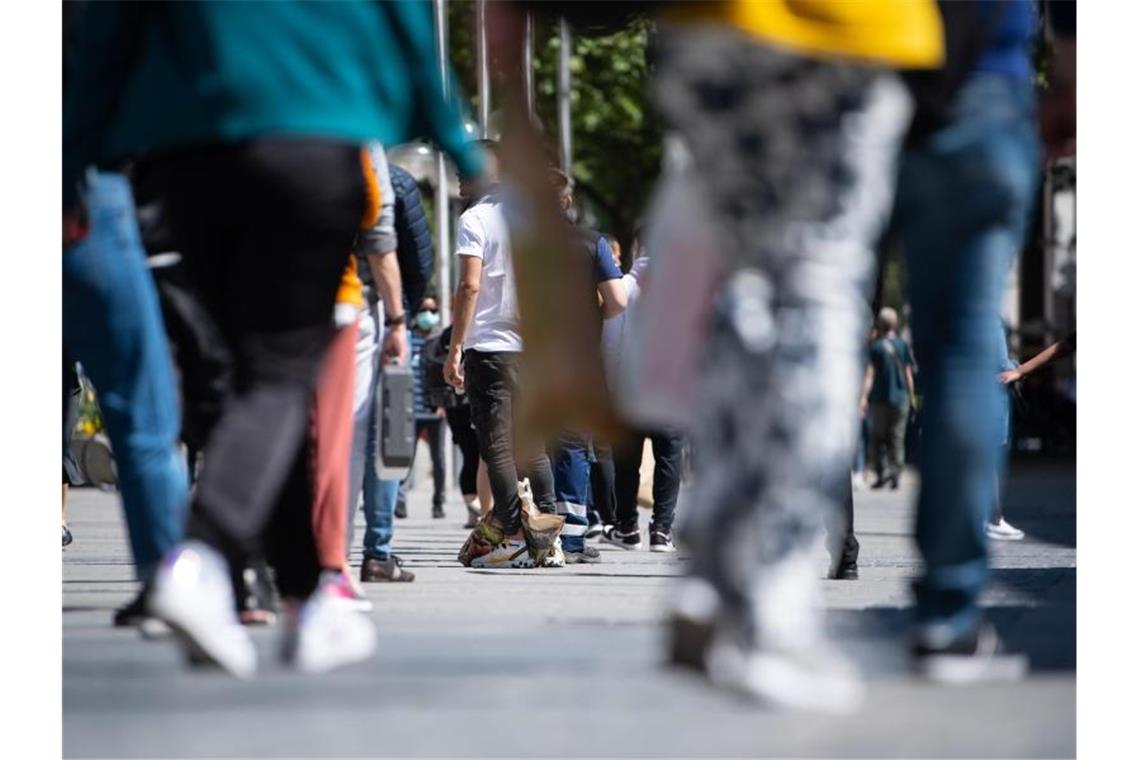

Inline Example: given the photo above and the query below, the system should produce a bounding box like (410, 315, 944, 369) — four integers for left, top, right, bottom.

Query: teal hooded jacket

(64, 0, 482, 207)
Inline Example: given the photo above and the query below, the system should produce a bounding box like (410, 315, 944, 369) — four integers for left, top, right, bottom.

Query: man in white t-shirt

(444, 141, 563, 569)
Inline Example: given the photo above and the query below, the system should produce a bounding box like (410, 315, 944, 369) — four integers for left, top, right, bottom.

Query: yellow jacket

(666, 0, 944, 69)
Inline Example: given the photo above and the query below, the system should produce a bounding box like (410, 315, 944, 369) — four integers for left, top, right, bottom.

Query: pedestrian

(895, 0, 1042, 682)
(548, 170, 628, 564)
(650, 0, 943, 712)
(349, 143, 424, 585)
(860, 307, 917, 490)
(397, 294, 449, 520)
(448, 141, 567, 569)
(64, 1, 482, 675)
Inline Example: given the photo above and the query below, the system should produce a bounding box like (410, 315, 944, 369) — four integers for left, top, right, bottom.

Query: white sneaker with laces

(469, 535, 538, 568)
(284, 580, 379, 674)
(148, 541, 257, 678)
(986, 518, 1025, 541)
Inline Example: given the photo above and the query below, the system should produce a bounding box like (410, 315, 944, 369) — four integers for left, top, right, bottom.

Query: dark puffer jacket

(391, 164, 434, 311)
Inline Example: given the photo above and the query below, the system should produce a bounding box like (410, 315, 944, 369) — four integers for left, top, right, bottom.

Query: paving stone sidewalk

(63, 460, 1075, 758)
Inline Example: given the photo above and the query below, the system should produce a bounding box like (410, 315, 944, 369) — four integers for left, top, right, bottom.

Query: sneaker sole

(150, 590, 256, 678)
(914, 652, 1029, 684)
(707, 645, 864, 715)
(650, 544, 677, 553)
(601, 536, 642, 551)
(470, 550, 537, 569)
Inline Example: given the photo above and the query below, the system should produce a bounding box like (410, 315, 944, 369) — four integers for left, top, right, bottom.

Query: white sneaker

(705, 635, 864, 715)
(542, 537, 566, 568)
(987, 518, 1025, 541)
(283, 580, 379, 674)
(148, 541, 257, 678)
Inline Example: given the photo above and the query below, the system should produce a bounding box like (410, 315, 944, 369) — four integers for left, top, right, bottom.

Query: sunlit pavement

(63, 459, 1074, 758)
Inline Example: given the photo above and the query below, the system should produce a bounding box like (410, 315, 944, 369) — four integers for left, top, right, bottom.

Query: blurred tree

(447, 2, 661, 252)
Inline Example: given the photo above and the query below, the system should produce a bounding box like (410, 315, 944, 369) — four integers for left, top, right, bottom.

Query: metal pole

(523, 13, 536, 119)
(433, 0, 454, 499)
(476, 0, 491, 137)
(557, 17, 572, 175)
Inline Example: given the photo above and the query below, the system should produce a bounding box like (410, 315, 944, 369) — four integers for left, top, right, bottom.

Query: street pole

(523, 13, 536, 120)
(476, 0, 491, 137)
(433, 0, 454, 499)
(557, 17, 572, 175)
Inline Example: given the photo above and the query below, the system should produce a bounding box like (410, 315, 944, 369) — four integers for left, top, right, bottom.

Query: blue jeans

(346, 303, 401, 561)
(552, 434, 591, 553)
(896, 74, 1040, 639)
(62, 171, 188, 579)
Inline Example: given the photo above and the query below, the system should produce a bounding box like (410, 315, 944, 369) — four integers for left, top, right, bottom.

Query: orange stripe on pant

(309, 321, 359, 571)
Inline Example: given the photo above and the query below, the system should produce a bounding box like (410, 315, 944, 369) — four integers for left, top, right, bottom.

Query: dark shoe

(601, 524, 642, 550)
(584, 522, 603, 540)
(233, 561, 279, 626)
(62, 525, 73, 548)
(888, 474, 900, 490)
(395, 500, 408, 519)
(829, 564, 859, 581)
(870, 477, 887, 490)
(650, 527, 677, 553)
(113, 589, 149, 627)
(912, 620, 1028, 684)
(432, 503, 446, 519)
(564, 545, 603, 564)
(360, 556, 416, 583)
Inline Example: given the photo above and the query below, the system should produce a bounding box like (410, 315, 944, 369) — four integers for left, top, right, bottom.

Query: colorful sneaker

(148, 541, 257, 678)
(471, 533, 537, 569)
(323, 569, 374, 611)
(281, 576, 378, 674)
(650, 527, 677, 553)
(542, 537, 567, 568)
(602, 524, 642, 550)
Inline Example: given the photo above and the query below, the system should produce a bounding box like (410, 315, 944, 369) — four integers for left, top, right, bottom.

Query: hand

(434, 406, 446, 418)
(998, 369, 1022, 385)
(382, 322, 408, 365)
(443, 347, 465, 392)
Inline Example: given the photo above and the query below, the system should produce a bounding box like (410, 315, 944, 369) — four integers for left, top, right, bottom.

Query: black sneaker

(395, 499, 408, 519)
(62, 525, 73, 548)
(829, 563, 859, 580)
(113, 589, 149, 627)
(912, 620, 1028, 684)
(432, 503, 446, 519)
(649, 527, 676, 553)
(564, 545, 603, 564)
(584, 522, 603, 540)
(601, 524, 641, 550)
(233, 561, 279, 626)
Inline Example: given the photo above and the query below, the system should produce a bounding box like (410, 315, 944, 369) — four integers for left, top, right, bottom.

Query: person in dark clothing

(860, 307, 916, 490)
(65, 1, 482, 676)
(397, 295, 448, 519)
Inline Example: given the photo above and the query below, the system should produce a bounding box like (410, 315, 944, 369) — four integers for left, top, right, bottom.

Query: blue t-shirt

(594, 236, 622, 283)
(868, 336, 914, 408)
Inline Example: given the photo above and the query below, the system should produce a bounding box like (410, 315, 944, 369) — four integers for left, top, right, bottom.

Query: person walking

(895, 0, 1042, 682)
(397, 295, 448, 520)
(447, 142, 566, 569)
(65, 1, 481, 675)
(860, 307, 917, 490)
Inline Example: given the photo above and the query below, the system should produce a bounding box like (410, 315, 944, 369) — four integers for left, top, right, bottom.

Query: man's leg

(551, 434, 592, 554)
(62, 171, 188, 581)
(465, 351, 524, 532)
(897, 74, 1040, 657)
(612, 433, 644, 530)
(887, 405, 908, 484)
(426, 418, 447, 514)
(648, 430, 684, 534)
(655, 28, 910, 709)
(868, 405, 890, 484)
(396, 421, 423, 517)
(346, 303, 378, 554)
(589, 440, 618, 527)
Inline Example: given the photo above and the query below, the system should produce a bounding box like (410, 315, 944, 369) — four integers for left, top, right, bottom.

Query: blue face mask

(415, 310, 440, 331)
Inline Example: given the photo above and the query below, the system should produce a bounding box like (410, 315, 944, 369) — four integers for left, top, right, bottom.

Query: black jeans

(445, 402, 480, 496)
(463, 350, 556, 533)
(826, 476, 860, 573)
(401, 418, 446, 507)
(153, 138, 366, 598)
(613, 429, 683, 532)
(589, 440, 617, 526)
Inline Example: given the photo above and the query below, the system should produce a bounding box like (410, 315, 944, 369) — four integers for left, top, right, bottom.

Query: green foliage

(446, 2, 661, 250)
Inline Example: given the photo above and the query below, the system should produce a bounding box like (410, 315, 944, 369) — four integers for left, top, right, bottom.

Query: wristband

(384, 313, 406, 328)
